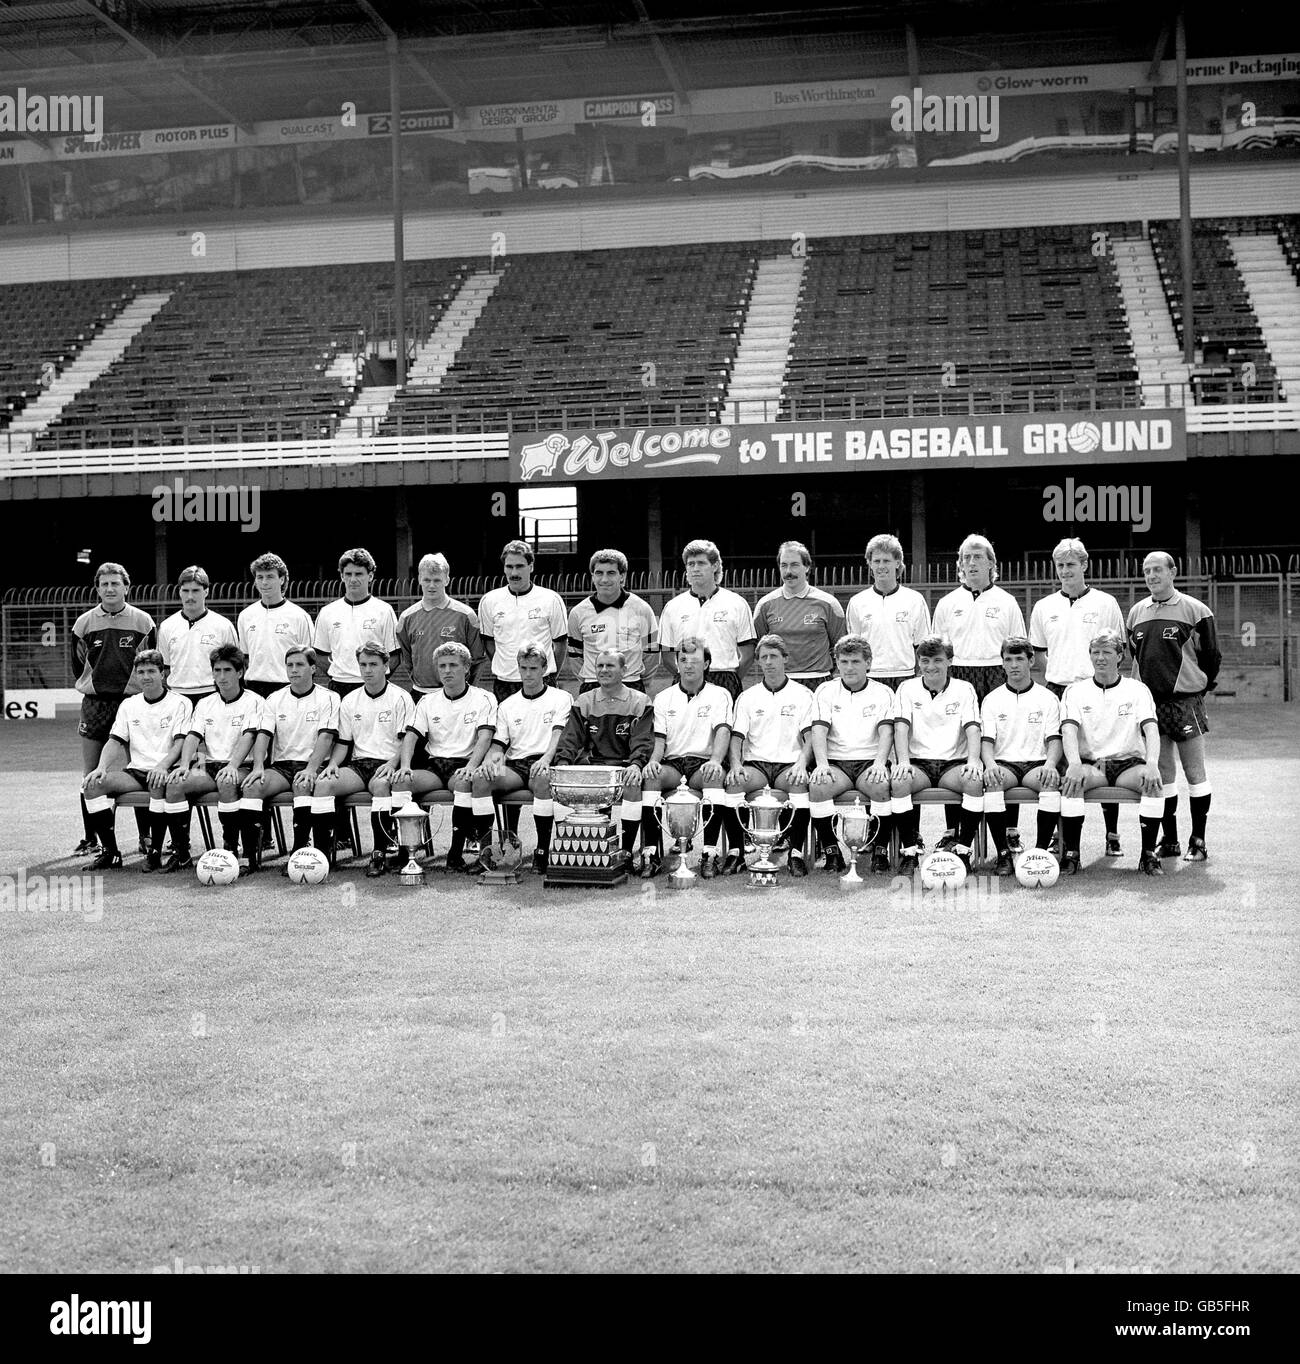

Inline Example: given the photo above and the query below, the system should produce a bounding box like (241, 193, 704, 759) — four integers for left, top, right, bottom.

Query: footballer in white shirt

(478, 539, 569, 700)
(843, 534, 931, 687)
(156, 565, 238, 699)
(808, 634, 898, 875)
(168, 644, 267, 871)
(979, 637, 1064, 875)
(723, 635, 816, 877)
(391, 642, 500, 873)
(238, 551, 314, 698)
(1059, 630, 1165, 877)
(242, 645, 340, 867)
(313, 547, 400, 690)
(479, 644, 574, 874)
(890, 635, 984, 872)
(80, 649, 192, 872)
(641, 635, 733, 878)
(311, 641, 416, 872)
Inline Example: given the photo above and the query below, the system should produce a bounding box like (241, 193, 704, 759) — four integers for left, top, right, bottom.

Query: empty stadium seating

(32, 260, 466, 448)
(779, 226, 1140, 418)
(0, 279, 138, 426)
(380, 243, 758, 432)
(1149, 218, 1279, 402)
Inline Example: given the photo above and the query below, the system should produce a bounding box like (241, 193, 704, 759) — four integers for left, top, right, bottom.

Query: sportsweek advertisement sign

(510, 410, 1187, 483)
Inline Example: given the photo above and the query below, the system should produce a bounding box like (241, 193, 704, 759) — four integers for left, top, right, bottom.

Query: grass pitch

(1, 710, 1297, 1273)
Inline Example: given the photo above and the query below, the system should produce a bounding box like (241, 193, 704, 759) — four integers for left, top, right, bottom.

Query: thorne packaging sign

(510, 411, 1186, 482)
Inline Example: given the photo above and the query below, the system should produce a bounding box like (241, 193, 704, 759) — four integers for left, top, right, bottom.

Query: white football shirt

(659, 587, 756, 672)
(843, 584, 931, 677)
(1029, 587, 1126, 685)
(478, 585, 568, 681)
(336, 683, 416, 761)
(931, 585, 1026, 667)
(189, 688, 268, 763)
(980, 683, 1062, 763)
(812, 678, 898, 760)
(894, 676, 980, 761)
(493, 686, 573, 759)
(260, 684, 341, 763)
(110, 690, 193, 770)
(731, 679, 815, 764)
(313, 596, 399, 684)
(409, 685, 498, 760)
(237, 599, 314, 685)
(1061, 677, 1157, 762)
(652, 681, 733, 759)
(156, 610, 238, 695)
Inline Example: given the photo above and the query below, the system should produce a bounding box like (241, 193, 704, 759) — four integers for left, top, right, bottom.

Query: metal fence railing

(4, 572, 1292, 701)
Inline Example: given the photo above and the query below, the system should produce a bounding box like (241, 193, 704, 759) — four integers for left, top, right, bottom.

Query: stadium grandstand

(2, 0, 1299, 710)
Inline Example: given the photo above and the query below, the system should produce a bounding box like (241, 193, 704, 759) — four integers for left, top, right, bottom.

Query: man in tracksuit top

(548, 649, 655, 868)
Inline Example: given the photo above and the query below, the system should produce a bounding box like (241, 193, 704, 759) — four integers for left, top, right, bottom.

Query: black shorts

(1046, 681, 1069, 700)
(663, 754, 708, 783)
(347, 756, 387, 785)
(245, 679, 281, 698)
(177, 689, 215, 703)
(579, 679, 646, 694)
(122, 767, 152, 791)
(709, 670, 743, 701)
(1100, 755, 1145, 785)
(993, 758, 1047, 785)
(271, 760, 308, 783)
(745, 758, 800, 788)
(790, 674, 833, 691)
(202, 759, 247, 784)
(950, 664, 1006, 704)
(871, 675, 913, 692)
(504, 755, 544, 786)
(1155, 695, 1210, 741)
(426, 755, 470, 786)
(330, 679, 364, 697)
(831, 758, 887, 786)
(913, 757, 965, 787)
(78, 694, 125, 742)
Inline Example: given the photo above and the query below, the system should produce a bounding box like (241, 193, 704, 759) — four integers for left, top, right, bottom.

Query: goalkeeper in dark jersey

(71, 562, 156, 856)
(1126, 552, 1221, 862)
(549, 649, 655, 868)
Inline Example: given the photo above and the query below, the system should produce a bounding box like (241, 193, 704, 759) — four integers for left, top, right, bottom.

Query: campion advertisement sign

(510, 411, 1186, 482)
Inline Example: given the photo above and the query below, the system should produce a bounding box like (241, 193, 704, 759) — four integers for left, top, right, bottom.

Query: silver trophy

(833, 796, 878, 886)
(655, 787, 712, 888)
(393, 803, 429, 887)
(743, 785, 786, 887)
(549, 765, 624, 824)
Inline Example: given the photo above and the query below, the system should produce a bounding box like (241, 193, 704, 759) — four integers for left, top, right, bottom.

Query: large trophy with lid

(656, 787, 713, 888)
(544, 765, 629, 888)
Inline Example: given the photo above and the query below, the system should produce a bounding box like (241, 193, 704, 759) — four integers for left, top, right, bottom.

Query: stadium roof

(1, 2, 1297, 135)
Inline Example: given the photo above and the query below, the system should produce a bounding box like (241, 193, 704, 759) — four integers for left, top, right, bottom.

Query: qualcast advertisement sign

(511, 410, 1187, 482)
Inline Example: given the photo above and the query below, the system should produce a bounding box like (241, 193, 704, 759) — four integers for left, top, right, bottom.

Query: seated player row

(80, 624, 1168, 879)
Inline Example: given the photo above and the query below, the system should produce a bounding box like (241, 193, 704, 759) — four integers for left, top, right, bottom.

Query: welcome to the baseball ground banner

(511, 410, 1186, 482)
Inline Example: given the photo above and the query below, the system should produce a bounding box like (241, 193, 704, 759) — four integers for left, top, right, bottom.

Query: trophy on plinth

(656, 787, 711, 888)
(544, 765, 628, 889)
(478, 828, 524, 886)
(393, 803, 429, 887)
(743, 786, 786, 887)
(834, 796, 879, 886)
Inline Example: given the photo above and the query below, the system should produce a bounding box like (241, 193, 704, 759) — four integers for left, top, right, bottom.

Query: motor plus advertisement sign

(510, 411, 1186, 482)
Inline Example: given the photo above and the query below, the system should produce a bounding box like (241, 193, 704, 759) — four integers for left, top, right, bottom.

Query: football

(919, 849, 968, 890)
(286, 847, 331, 885)
(195, 849, 240, 886)
(1015, 848, 1061, 889)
